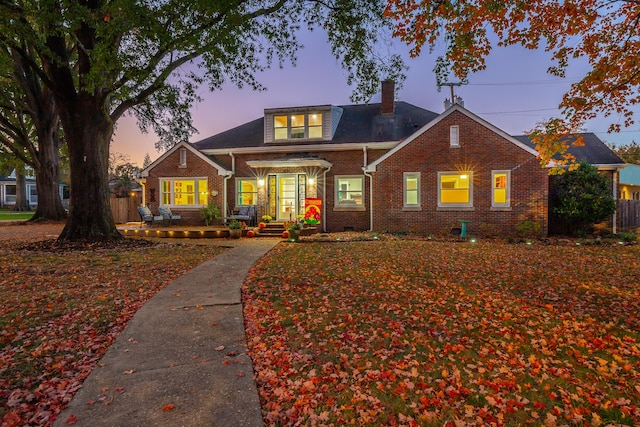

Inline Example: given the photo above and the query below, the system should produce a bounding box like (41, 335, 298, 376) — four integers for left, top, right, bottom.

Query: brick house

(140, 81, 624, 236)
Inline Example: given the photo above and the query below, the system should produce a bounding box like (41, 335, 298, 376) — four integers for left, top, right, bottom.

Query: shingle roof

(513, 133, 624, 166)
(192, 101, 439, 150)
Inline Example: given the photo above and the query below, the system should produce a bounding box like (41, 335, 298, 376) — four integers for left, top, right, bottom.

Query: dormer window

(273, 112, 323, 140)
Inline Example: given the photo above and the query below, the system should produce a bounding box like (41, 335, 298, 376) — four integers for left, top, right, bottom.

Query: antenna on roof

(439, 82, 466, 109)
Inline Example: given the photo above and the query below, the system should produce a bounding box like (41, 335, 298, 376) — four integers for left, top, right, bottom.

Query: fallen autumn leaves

(0, 223, 223, 426)
(243, 239, 640, 426)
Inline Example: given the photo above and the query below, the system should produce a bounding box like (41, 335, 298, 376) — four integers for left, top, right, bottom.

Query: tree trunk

(57, 96, 121, 241)
(30, 106, 67, 222)
(13, 170, 31, 212)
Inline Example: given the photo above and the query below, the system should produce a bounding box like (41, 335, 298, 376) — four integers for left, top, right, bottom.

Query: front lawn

(0, 235, 223, 426)
(243, 239, 640, 426)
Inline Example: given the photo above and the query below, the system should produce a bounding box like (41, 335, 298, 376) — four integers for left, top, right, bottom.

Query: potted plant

(228, 219, 242, 239)
(286, 221, 303, 241)
(261, 214, 272, 223)
(200, 202, 220, 226)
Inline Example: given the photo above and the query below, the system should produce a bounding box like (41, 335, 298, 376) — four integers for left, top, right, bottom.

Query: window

(450, 125, 459, 147)
(179, 148, 187, 166)
(290, 114, 305, 139)
(404, 172, 420, 208)
(335, 176, 364, 208)
(236, 179, 257, 205)
(438, 172, 472, 208)
(308, 113, 322, 138)
(492, 170, 511, 208)
(160, 178, 208, 206)
(273, 112, 323, 140)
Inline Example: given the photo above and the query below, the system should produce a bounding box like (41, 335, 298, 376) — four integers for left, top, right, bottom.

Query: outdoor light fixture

(258, 179, 265, 186)
(308, 178, 315, 185)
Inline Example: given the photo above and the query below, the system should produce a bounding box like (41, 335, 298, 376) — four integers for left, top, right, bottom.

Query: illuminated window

(308, 114, 323, 138)
(438, 172, 472, 208)
(404, 172, 420, 207)
(290, 114, 305, 139)
(273, 113, 323, 140)
(236, 179, 257, 205)
(160, 178, 208, 206)
(492, 170, 511, 208)
(335, 176, 363, 208)
(274, 115, 288, 140)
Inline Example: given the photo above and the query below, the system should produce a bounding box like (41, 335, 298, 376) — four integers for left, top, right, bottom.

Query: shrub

(200, 202, 220, 226)
(550, 162, 616, 236)
(516, 220, 542, 238)
(617, 231, 638, 243)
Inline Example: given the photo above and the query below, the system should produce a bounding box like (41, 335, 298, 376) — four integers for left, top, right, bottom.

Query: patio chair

(158, 206, 182, 225)
(137, 205, 163, 228)
(226, 205, 256, 226)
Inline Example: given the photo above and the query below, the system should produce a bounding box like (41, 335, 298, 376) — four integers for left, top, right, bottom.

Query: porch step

(257, 222, 286, 237)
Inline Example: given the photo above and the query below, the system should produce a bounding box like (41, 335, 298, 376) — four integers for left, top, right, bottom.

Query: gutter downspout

(362, 146, 374, 232)
(322, 165, 332, 233)
(224, 152, 236, 218)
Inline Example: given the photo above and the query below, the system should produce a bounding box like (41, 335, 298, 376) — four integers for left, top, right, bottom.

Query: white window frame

(236, 178, 258, 206)
(159, 177, 208, 207)
(334, 175, 365, 210)
(179, 148, 187, 167)
(450, 125, 460, 147)
(403, 172, 421, 209)
(273, 112, 323, 141)
(437, 171, 473, 210)
(491, 170, 511, 209)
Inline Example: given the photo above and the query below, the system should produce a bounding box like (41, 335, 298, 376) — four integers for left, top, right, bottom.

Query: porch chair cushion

(158, 206, 182, 225)
(137, 206, 163, 228)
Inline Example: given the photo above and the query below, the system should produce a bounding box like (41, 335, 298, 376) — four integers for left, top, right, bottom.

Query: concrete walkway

(54, 238, 279, 427)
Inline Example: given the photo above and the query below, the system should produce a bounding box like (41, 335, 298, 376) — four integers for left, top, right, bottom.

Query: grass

(0, 211, 34, 221)
(0, 238, 224, 425)
(243, 238, 640, 426)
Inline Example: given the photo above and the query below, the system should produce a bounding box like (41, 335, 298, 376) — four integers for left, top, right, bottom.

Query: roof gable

(140, 141, 230, 177)
(366, 104, 538, 172)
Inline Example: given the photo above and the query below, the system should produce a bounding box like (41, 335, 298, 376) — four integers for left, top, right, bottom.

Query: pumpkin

(282, 231, 289, 238)
(258, 222, 266, 229)
(246, 230, 255, 238)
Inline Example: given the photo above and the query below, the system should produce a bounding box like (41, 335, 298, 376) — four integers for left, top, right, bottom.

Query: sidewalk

(54, 238, 279, 427)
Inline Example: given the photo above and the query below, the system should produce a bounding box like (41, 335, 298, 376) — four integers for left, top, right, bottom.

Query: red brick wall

(146, 111, 550, 235)
(372, 111, 549, 237)
(214, 149, 381, 232)
(145, 147, 225, 225)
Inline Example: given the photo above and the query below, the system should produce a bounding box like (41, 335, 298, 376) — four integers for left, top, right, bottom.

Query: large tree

(0, 0, 403, 241)
(610, 141, 640, 165)
(384, 0, 640, 168)
(0, 45, 67, 221)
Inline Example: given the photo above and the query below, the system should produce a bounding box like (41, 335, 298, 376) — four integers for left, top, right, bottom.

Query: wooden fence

(617, 199, 640, 233)
(110, 193, 142, 224)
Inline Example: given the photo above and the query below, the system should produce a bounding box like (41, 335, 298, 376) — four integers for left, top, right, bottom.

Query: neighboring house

(140, 81, 625, 236)
(619, 164, 640, 200)
(0, 169, 68, 209)
(0, 171, 38, 208)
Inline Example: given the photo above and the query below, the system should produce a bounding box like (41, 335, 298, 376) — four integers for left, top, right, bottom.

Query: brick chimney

(381, 80, 395, 117)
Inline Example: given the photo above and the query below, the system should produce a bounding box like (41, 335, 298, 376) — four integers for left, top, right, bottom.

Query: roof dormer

(264, 105, 343, 143)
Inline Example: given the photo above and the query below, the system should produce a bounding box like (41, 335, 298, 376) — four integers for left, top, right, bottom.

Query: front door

(277, 174, 297, 222)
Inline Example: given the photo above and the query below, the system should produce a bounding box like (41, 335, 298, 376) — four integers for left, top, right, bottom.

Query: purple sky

(112, 30, 640, 166)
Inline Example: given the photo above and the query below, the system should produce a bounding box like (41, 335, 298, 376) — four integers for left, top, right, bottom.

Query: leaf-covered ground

(243, 239, 640, 426)
(0, 223, 224, 426)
